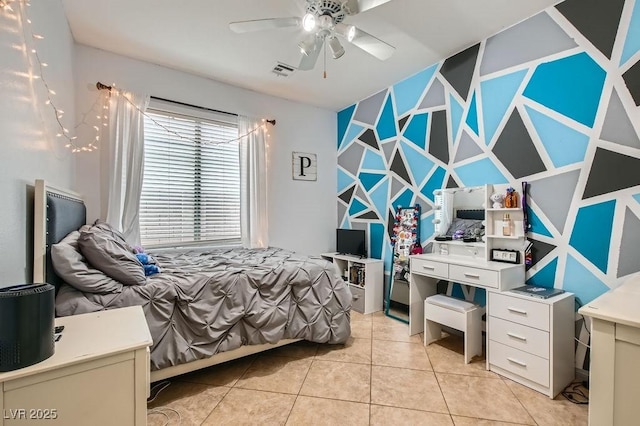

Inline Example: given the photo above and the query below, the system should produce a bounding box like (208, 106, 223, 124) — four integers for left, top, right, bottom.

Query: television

(336, 229, 367, 258)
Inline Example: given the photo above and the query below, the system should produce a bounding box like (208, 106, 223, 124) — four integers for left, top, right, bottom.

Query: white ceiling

(61, 0, 560, 111)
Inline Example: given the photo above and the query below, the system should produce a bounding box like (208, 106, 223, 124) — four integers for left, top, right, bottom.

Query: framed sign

(491, 249, 520, 264)
(292, 152, 317, 181)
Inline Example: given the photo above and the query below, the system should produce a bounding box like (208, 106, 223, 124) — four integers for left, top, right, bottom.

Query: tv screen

(336, 229, 366, 257)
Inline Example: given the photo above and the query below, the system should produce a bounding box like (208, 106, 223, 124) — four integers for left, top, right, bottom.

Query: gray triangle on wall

(600, 89, 640, 149)
(418, 78, 446, 109)
(618, 207, 640, 277)
(398, 116, 410, 132)
(337, 201, 348, 226)
(446, 175, 459, 188)
(480, 12, 578, 76)
(528, 169, 580, 234)
(390, 177, 406, 201)
(337, 142, 365, 176)
(353, 90, 387, 126)
(454, 130, 484, 163)
(391, 151, 413, 185)
(382, 140, 396, 165)
(359, 128, 380, 151)
(355, 185, 369, 203)
(356, 210, 380, 220)
(583, 147, 640, 199)
(339, 185, 356, 204)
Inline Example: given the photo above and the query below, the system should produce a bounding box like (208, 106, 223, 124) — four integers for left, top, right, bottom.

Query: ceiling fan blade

(298, 38, 324, 71)
(344, 0, 392, 15)
(349, 27, 395, 60)
(229, 17, 300, 33)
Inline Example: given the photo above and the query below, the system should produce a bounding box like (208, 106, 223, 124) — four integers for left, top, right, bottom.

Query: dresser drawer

(449, 264, 498, 288)
(411, 258, 448, 279)
(489, 340, 549, 387)
(350, 285, 365, 313)
(489, 293, 550, 331)
(489, 317, 549, 359)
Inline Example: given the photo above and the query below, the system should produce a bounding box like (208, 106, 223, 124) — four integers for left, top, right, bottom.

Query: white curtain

(104, 90, 150, 246)
(239, 116, 268, 248)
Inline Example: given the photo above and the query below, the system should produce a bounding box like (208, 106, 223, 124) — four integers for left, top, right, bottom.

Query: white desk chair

(423, 294, 482, 364)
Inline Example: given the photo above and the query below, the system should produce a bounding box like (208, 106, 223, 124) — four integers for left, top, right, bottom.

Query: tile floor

(147, 311, 588, 425)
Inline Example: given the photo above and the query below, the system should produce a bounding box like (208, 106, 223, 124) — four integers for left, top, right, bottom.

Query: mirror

(433, 186, 486, 259)
(385, 206, 421, 324)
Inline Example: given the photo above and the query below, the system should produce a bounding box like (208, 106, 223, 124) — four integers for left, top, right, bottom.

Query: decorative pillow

(51, 226, 124, 294)
(445, 218, 485, 239)
(78, 227, 146, 286)
(91, 219, 130, 248)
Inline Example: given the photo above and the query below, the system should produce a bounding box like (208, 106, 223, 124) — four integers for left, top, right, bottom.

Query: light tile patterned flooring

(147, 311, 588, 425)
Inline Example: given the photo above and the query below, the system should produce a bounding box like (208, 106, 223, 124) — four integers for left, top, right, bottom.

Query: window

(140, 100, 240, 248)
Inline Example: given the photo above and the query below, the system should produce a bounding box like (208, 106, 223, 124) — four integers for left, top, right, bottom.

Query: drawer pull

(507, 307, 527, 315)
(507, 357, 527, 367)
(507, 332, 527, 342)
(422, 265, 435, 270)
(463, 273, 480, 279)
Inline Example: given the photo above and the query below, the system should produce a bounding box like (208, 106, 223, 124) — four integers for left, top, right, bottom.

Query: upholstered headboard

(33, 179, 86, 291)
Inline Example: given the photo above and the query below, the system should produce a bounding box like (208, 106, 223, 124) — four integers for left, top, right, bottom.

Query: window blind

(140, 107, 240, 248)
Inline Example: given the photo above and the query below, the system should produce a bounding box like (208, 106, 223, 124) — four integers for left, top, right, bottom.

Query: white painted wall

(74, 45, 337, 256)
(0, 1, 76, 286)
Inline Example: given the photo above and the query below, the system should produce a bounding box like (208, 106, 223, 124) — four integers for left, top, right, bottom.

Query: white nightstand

(0, 306, 152, 426)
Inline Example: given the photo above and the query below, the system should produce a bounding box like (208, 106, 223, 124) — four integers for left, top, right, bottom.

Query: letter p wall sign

(292, 152, 317, 181)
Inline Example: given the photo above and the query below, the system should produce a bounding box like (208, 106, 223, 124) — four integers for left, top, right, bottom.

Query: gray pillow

(78, 227, 146, 286)
(91, 219, 129, 246)
(51, 227, 124, 294)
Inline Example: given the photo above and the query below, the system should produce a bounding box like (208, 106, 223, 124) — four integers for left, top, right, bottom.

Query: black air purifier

(0, 283, 55, 371)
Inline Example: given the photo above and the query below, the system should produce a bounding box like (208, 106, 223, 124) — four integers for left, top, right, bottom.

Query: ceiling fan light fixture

(328, 36, 345, 59)
(298, 35, 317, 56)
(346, 25, 356, 42)
(302, 13, 316, 32)
(335, 23, 356, 42)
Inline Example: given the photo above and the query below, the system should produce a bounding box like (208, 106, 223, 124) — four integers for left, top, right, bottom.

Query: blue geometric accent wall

(337, 0, 640, 308)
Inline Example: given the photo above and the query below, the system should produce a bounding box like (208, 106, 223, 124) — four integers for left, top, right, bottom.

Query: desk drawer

(489, 317, 549, 359)
(489, 340, 549, 387)
(490, 293, 550, 331)
(449, 264, 498, 288)
(411, 258, 448, 279)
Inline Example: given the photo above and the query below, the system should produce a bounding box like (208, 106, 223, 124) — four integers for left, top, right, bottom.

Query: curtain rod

(96, 82, 276, 126)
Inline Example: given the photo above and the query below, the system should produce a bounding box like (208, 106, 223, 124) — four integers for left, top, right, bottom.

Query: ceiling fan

(229, 0, 395, 72)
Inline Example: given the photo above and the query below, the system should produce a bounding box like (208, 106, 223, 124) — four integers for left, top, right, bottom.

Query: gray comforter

(56, 247, 352, 370)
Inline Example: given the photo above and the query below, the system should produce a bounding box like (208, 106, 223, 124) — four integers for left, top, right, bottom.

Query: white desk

(579, 276, 640, 425)
(0, 306, 152, 426)
(409, 253, 524, 335)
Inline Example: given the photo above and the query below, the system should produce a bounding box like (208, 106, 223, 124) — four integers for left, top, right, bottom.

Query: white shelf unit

(487, 291, 575, 398)
(321, 253, 384, 314)
(485, 184, 527, 264)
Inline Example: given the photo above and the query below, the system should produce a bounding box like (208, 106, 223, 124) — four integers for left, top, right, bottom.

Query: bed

(32, 180, 352, 382)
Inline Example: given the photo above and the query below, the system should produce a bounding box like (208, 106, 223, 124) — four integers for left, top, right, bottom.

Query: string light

(3, 0, 108, 153)
(103, 85, 275, 146)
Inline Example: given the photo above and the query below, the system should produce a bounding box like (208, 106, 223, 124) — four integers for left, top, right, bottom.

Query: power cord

(148, 381, 171, 403)
(147, 381, 182, 425)
(561, 381, 589, 405)
(147, 407, 182, 426)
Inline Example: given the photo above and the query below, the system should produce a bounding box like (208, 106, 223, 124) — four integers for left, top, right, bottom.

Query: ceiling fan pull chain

(323, 37, 327, 79)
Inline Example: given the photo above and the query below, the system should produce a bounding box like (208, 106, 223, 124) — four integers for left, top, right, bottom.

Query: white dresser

(0, 306, 152, 426)
(579, 276, 640, 425)
(487, 291, 575, 398)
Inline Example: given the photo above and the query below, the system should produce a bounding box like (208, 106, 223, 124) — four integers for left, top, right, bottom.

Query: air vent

(272, 62, 296, 77)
